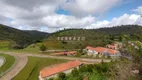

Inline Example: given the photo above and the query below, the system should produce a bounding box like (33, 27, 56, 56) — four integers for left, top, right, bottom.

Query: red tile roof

(55, 51, 77, 55)
(106, 44, 116, 48)
(40, 60, 82, 78)
(86, 46, 118, 54)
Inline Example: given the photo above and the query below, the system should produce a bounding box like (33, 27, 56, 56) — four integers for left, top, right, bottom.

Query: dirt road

(0, 53, 28, 80)
(4, 52, 111, 63)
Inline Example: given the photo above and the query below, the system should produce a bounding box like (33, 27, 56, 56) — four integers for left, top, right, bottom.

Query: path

(3, 52, 111, 63)
(0, 53, 28, 80)
(0, 56, 5, 67)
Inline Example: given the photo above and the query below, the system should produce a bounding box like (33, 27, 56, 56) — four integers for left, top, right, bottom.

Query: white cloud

(0, 0, 141, 33)
(86, 14, 142, 29)
(133, 6, 142, 14)
(42, 15, 95, 28)
(62, 0, 123, 17)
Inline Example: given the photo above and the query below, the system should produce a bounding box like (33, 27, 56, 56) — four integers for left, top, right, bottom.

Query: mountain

(24, 30, 49, 42)
(44, 25, 142, 49)
(96, 25, 142, 34)
(0, 24, 49, 49)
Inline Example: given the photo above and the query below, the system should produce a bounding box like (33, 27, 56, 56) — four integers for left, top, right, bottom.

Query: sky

(0, 0, 142, 33)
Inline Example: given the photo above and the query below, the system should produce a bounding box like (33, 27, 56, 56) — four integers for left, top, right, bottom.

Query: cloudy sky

(0, 0, 142, 33)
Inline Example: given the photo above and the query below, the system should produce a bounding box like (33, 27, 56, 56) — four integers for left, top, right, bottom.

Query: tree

(86, 65, 94, 73)
(71, 68, 79, 76)
(79, 65, 87, 73)
(40, 44, 47, 51)
(58, 72, 66, 80)
(48, 78, 54, 80)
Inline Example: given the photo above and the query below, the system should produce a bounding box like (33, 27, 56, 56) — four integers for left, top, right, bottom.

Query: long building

(39, 60, 82, 80)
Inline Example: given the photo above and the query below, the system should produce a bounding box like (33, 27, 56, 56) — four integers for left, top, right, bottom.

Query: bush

(86, 65, 94, 73)
(79, 65, 87, 73)
(48, 77, 54, 80)
(40, 44, 47, 51)
(58, 72, 66, 80)
(71, 68, 79, 77)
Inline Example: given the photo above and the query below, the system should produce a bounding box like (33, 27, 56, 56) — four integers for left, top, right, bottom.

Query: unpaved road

(26, 53, 111, 63)
(0, 57, 5, 68)
(0, 53, 28, 80)
(2, 52, 111, 63)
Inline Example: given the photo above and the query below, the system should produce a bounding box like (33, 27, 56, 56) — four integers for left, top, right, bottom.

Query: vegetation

(0, 24, 49, 49)
(45, 25, 142, 49)
(120, 41, 142, 79)
(58, 72, 67, 80)
(0, 40, 9, 50)
(0, 41, 42, 54)
(48, 59, 136, 80)
(0, 54, 15, 77)
(40, 44, 47, 51)
(1, 24, 142, 80)
(13, 56, 66, 80)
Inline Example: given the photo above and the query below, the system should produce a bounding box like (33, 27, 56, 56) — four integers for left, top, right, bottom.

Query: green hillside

(44, 25, 142, 49)
(0, 24, 49, 49)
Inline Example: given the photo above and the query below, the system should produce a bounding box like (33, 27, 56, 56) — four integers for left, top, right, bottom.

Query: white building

(86, 46, 121, 58)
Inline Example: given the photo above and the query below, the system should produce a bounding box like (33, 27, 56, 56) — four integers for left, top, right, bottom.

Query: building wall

(87, 49, 98, 56)
(86, 49, 121, 58)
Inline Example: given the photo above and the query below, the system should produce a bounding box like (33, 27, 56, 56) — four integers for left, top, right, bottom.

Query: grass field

(43, 40, 84, 49)
(0, 40, 9, 50)
(0, 54, 15, 76)
(13, 56, 67, 80)
(0, 41, 42, 54)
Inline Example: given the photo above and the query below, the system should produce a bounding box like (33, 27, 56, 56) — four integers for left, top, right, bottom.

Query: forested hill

(44, 25, 142, 49)
(0, 24, 49, 49)
(49, 25, 142, 39)
(96, 25, 142, 34)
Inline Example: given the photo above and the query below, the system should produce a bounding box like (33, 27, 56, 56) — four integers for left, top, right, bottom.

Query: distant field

(44, 40, 84, 49)
(0, 41, 42, 54)
(0, 40, 9, 50)
(13, 56, 66, 80)
(0, 54, 15, 76)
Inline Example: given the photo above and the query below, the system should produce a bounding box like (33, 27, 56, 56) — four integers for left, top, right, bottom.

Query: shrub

(71, 68, 79, 76)
(58, 72, 66, 80)
(40, 44, 47, 51)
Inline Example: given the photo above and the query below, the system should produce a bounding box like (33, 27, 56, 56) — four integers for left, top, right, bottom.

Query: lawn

(13, 56, 67, 80)
(43, 40, 84, 50)
(0, 40, 10, 51)
(0, 41, 42, 54)
(0, 54, 15, 77)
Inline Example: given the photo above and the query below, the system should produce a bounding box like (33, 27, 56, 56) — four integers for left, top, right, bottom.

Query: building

(55, 51, 77, 56)
(86, 46, 121, 58)
(106, 42, 123, 50)
(106, 44, 117, 50)
(39, 60, 82, 80)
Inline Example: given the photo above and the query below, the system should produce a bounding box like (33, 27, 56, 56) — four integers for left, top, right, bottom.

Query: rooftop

(86, 46, 118, 54)
(40, 60, 82, 78)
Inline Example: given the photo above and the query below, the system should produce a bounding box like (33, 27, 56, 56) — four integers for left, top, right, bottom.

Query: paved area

(0, 57, 5, 67)
(0, 53, 28, 80)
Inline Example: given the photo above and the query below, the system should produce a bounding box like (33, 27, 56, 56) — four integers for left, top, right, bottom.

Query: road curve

(0, 56, 5, 68)
(0, 53, 28, 80)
